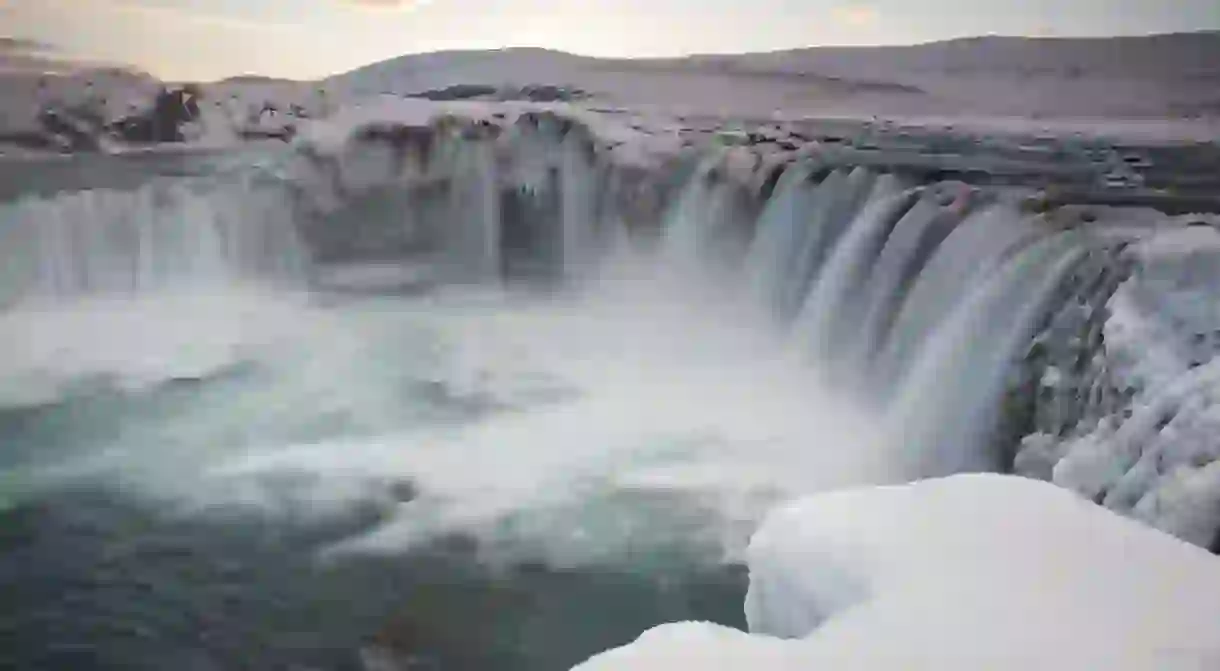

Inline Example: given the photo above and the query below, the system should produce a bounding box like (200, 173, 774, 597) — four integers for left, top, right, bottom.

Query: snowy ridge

(5, 31, 1220, 158)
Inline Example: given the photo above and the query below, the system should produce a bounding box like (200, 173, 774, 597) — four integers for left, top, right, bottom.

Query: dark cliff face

(107, 85, 202, 144)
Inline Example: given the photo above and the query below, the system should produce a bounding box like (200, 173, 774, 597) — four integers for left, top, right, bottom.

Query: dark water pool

(0, 481, 746, 671)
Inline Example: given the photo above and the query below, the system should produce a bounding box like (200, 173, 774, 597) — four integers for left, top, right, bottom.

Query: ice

(295, 96, 493, 153)
(294, 96, 684, 173)
(575, 475, 1220, 671)
(1016, 226, 1220, 548)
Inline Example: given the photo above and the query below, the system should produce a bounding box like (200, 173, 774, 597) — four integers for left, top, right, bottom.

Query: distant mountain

(702, 31, 1220, 80)
(318, 31, 1220, 120)
(0, 38, 51, 54)
(0, 37, 144, 76)
(0, 37, 78, 75)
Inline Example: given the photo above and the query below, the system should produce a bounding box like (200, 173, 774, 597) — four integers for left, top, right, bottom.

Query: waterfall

(873, 201, 1041, 390)
(788, 175, 912, 369)
(558, 129, 600, 282)
(743, 162, 819, 320)
(0, 174, 307, 307)
(844, 182, 972, 369)
(596, 169, 636, 259)
(658, 152, 1166, 486)
(7, 118, 1208, 537)
(659, 154, 736, 279)
(883, 231, 1092, 476)
(773, 168, 848, 320)
(779, 166, 878, 321)
(463, 112, 627, 282)
(443, 137, 502, 283)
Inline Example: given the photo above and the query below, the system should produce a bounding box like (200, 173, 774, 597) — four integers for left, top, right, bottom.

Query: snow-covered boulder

(574, 474, 1220, 670)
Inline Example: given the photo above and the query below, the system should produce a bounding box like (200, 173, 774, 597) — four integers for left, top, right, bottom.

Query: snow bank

(574, 474, 1220, 670)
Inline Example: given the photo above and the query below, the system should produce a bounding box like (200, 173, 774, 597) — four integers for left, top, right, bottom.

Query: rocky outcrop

(107, 85, 201, 144)
(6, 84, 205, 152)
(404, 84, 590, 103)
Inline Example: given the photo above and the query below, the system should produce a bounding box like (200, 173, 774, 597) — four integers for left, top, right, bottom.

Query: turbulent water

(1, 115, 1216, 669)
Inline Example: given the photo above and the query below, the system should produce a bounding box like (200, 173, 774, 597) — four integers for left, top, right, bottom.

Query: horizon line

(12, 27, 1216, 84)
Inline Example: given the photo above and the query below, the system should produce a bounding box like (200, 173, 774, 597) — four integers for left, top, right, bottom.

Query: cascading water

(787, 175, 912, 371)
(883, 232, 1093, 476)
(777, 166, 877, 322)
(3, 108, 1217, 670)
(441, 135, 502, 282)
(0, 173, 307, 307)
(843, 181, 972, 368)
(872, 200, 1041, 390)
(772, 168, 850, 320)
(558, 126, 601, 281)
(0, 159, 314, 409)
(659, 153, 741, 280)
(662, 152, 1216, 491)
(743, 162, 818, 319)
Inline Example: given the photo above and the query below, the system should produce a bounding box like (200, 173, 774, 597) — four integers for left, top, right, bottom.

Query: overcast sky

(2, 0, 1217, 81)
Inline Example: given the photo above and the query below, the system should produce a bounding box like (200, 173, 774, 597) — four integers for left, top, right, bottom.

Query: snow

(571, 622, 798, 670)
(295, 95, 491, 151)
(574, 474, 1220, 671)
(312, 37, 1220, 136)
(0, 67, 161, 133)
(1013, 226, 1220, 548)
(5, 33, 1219, 159)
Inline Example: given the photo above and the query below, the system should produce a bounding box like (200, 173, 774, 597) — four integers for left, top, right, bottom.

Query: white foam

(42, 272, 890, 569)
(0, 288, 314, 407)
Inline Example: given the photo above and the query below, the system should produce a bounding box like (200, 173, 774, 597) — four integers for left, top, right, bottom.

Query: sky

(1, 0, 1217, 81)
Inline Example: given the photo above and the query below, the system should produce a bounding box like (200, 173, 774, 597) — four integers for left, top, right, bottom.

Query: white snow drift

(574, 474, 1220, 670)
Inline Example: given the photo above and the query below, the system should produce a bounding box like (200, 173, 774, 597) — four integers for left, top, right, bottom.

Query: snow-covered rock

(293, 97, 685, 173)
(574, 474, 1220, 670)
(1015, 226, 1220, 549)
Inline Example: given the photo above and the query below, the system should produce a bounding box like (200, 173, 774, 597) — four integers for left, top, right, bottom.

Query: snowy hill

(701, 32, 1220, 119)
(2, 31, 1218, 154)
(323, 32, 1220, 120)
(711, 32, 1220, 79)
(0, 37, 96, 75)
